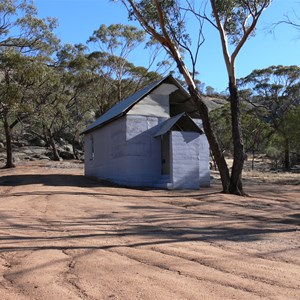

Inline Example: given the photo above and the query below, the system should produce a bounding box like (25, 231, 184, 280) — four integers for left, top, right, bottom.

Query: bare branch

(231, 2, 269, 65)
(210, 0, 232, 77)
(184, 1, 218, 30)
(274, 16, 300, 31)
(121, 0, 168, 51)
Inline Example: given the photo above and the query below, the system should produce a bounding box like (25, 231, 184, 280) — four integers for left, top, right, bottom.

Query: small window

(90, 136, 94, 160)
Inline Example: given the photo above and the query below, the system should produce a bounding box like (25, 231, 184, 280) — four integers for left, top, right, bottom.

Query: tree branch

(231, 2, 269, 64)
(210, 0, 232, 78)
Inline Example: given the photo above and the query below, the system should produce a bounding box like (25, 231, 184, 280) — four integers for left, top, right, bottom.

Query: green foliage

(239, 65, 300, 168)
(239, 65, 300, 133)
(213, 0, 271, 45)
(122, 0, 195, 59)
(210, 101, 272, 157)
(286, 105, 300, 141)
(126, 0, 186, 40)
(241, 106, 270, 154)
(0, 0, 60, 165)
(0, 49, 49, 118)
(210, 103, 232, 151)
(0, 0, 59, 53)
(0, 0, 59, 134)
(87, 23, 162, 104)
(265, 143, 282, 165)
(0, 2, 169, 165)
(285, 105, 300, 162)
(88, 24, 145, 57)
(25, 25, 162, 157)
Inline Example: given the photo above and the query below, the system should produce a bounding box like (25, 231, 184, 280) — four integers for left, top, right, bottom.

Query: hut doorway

(161, 133, 171, 175)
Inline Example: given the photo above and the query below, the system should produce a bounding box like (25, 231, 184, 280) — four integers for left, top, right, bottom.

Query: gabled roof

(153, 113, 203, 137)
(83, 75, 187, 134)
(82, 74, 226, 135)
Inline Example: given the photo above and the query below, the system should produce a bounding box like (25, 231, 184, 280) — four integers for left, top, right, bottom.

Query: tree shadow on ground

(0, 174, 109, 188)
(0, 174, 222, 199)
(0, 201, 297, 253)
(0, 167, 299, 282)
(0, 224, 296, 253)
(0, 189, 298, 278)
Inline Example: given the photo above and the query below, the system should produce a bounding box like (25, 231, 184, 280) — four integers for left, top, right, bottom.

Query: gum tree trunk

(229, 82, 245, 195)
(3, 115, 15, 168)
(284, 138, 290, 170)
(47, 128, 61, 161)
(188, 87, 230, 193)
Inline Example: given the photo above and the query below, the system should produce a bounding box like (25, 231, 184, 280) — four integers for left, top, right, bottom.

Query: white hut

(82, 75, 210, 189)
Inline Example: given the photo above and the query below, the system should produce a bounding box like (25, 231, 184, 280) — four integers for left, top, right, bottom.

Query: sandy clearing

(0, 161, 299, 299)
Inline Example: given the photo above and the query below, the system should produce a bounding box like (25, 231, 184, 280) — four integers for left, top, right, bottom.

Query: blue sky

(34, 0, 300, 92)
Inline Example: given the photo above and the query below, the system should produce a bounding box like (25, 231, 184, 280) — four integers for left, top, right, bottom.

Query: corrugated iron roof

(82, 74, 225, 135)
(82, 76, 169, 134)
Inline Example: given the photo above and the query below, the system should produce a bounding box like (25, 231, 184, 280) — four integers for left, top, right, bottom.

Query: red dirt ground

(0, 161, 299, 299)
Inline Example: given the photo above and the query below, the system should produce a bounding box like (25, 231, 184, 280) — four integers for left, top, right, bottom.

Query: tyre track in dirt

(107, 245, 299, 299)
(0, 163, 299, 299)
(106, 247, 265, 299)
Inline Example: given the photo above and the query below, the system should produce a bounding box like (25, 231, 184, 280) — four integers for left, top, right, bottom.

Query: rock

(39, 155, 51, 161)
(59, 151, 74, 160)
(13, 142, 26, 148)
(63, 144, 73, 153)
(29, 137, 46, 147)
(58, 138, 66, 146)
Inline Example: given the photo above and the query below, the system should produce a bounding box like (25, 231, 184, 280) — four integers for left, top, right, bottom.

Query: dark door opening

(161, 133, 170, 175)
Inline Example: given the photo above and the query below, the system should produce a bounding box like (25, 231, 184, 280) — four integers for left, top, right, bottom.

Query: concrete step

(154, 175, 173, 189)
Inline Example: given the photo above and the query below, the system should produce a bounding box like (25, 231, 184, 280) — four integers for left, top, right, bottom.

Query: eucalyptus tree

(209, 103, 232, 154)
(28, 44, 95, 161)
(0, 0, 57, 51)
(88, 24, 144, 102)
(210, 101, 271, 170)
(285, 105, 300, 165)
(87, 24, 163, 105)
(120, 0, 271, 194)
(0, 50, 27, 168)
(29, 64, 70, 161)
(240, 108, 270, 170)
(38, 41, 162, 161)
(239, 65, 300, 170)
(208, 0, 271, 193)
(87, 50, 162, 116)
(55, 44, 102, 158)
(86, 51, 139, 112)
(0, 0, 58, 168)
(0, 51, 59, 166)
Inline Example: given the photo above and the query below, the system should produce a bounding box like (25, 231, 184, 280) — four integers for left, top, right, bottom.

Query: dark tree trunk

(72, 137, 79, 160)
(210, 150, 217, 170)
(229, 81, 246, 195)
(3, 116, 15, 168)
(188, 87, 231, 193)
(284, 138, 290, 170)
(47, 128, 61, 161)
(42, 125, 50, 147)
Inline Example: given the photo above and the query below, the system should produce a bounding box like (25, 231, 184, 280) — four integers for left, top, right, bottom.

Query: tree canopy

(0, 0, 299, 185)
(239, 65, 300, 169)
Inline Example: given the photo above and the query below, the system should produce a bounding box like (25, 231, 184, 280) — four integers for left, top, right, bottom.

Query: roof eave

(82, 74, 179, 135)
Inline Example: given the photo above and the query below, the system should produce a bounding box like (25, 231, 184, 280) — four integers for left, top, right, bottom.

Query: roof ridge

(82, 75, 175, 134)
